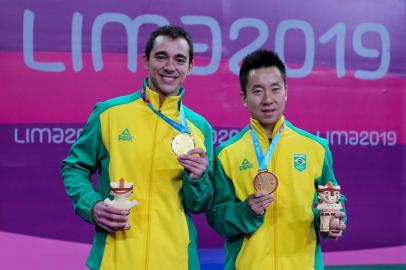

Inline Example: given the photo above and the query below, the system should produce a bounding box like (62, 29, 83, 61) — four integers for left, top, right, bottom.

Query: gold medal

(171, 133, 195, 156)
(253, 170, 278, 193)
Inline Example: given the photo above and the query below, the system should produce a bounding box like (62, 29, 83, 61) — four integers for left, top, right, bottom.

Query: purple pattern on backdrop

(0, 124, 405, 251)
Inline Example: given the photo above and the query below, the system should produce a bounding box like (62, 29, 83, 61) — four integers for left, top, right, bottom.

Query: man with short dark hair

(62, 25, 213, 270)
(207, 49, 347, 270)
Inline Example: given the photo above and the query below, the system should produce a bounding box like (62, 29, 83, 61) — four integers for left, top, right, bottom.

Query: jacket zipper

(144, 110, 160, 270)
(272, 150, 278, 270)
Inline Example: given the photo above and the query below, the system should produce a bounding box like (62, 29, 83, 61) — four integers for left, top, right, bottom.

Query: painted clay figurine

(316, 181, 343, 233)
(104, 178, 138, 229)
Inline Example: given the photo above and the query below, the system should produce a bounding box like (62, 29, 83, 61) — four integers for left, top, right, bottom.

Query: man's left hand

(327, 212, 346, 240)
(178, 148, 208, 179)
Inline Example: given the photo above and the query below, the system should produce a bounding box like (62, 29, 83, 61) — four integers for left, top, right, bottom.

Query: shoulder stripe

(286, 120, 329, 150)
(92, 91, 141, 118)
(183, 105, 213, 136)
(216, 125, 250, 154)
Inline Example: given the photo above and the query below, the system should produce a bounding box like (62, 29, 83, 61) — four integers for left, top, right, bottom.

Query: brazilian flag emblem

(293, 154, 307, 172)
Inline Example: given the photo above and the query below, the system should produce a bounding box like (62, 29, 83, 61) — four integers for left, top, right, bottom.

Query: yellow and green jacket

(61, 83, 213, 270)
(207, 116, 346, 270)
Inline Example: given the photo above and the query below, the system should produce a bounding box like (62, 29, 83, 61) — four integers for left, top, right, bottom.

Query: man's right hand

(248, 192, 275, 215)
(92, 201, 130, 233)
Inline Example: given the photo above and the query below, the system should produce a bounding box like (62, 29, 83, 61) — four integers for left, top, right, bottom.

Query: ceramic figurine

(104, 178, 138, 229)
(316, 181, 343, 233)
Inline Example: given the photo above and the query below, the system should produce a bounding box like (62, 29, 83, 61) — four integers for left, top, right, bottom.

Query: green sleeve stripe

(185, 214, 200, 270)
(183, 105, 214, 164)
(183, 105, 213, 136)
(285, 120, 329, 151)
(86, 229, 108, 269)
(93, 91, 141, 116)
(62, 91, 141, 224)
(314, 241, 325, 270)
(224, 238, 244, 270)
(62, 107, 106, 223)
(216, 125, 250, 155)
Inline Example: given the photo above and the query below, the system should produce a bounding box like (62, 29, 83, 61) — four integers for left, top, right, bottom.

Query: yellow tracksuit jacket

(207, 116, 346, 270)
(62, 82, 213, 270)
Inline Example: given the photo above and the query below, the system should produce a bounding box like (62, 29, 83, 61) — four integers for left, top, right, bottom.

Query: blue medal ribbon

(141, 79, 190, 134)
(251, 123, 284, 171)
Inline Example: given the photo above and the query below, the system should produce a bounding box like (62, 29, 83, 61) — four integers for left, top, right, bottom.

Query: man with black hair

(62, 25, 213, 270)
(207, 49, 347, 270)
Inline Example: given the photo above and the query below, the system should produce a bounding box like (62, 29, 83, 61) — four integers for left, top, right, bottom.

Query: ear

(285, 84, 288, 102)
(187, 59, 194, 75)
(143, 54, 149, 70)
(240, 91, 247, 107)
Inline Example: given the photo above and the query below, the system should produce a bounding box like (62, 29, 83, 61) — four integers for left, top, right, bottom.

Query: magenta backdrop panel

(0, 0, 405, 263)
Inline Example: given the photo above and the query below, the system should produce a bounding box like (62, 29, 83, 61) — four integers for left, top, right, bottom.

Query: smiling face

(241, 66, 287, 136)
(143, 35, 193, 98)
(319, 190, 341, 204)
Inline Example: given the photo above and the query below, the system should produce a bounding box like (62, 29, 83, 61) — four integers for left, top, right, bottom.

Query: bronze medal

(253, 170, 278, 193)
(171, 133, 195, 156)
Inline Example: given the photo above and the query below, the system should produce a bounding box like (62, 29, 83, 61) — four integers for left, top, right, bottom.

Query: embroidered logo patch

(118, 128, 133, 142)
(293, 154, 306, 172)
(240, 158, 253, 171)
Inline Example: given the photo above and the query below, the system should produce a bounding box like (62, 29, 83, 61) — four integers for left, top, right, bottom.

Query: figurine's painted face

(319, 190, 340, 204)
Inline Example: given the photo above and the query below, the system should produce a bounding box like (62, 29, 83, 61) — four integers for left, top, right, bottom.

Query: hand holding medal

(172, 133, 209, 179)
(248, 124, 284, 215)
(141, 83, 208, 179)
(178, 148, 209, 179)
(248, 192, 276, 215)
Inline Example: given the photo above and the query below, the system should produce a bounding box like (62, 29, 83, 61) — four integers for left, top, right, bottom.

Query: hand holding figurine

(327, 212, 346, 240)
(316, 181, 345, 238)
(92, 201, 130, 233)
(102, 179, 138, 230)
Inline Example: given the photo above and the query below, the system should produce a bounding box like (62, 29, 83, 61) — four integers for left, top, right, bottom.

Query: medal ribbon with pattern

(251, 123, 284, 193)
(141, 79, 194, 156)
(141, 79, 190, 134)
(251, 123, 284, 170)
